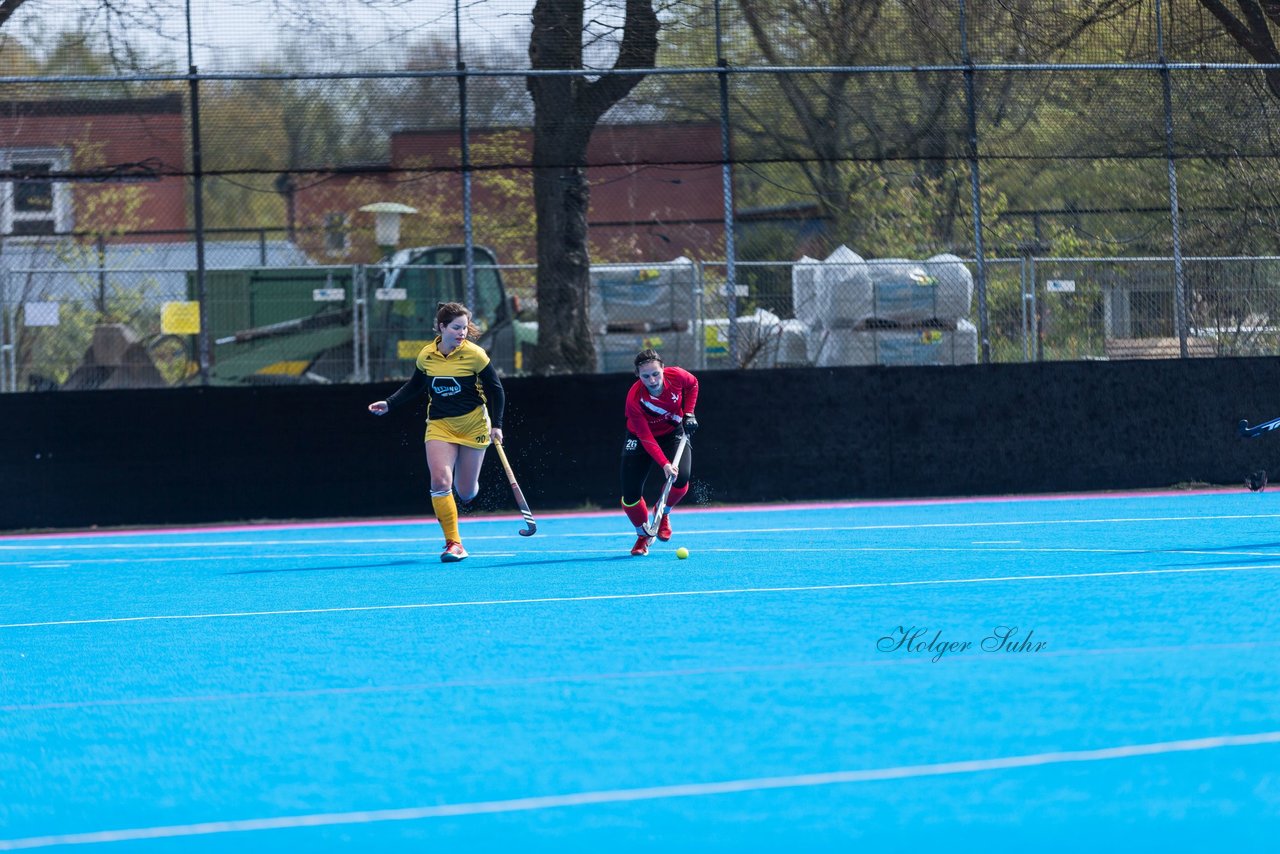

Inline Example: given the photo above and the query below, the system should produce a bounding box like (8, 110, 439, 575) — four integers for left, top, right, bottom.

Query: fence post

(353, 264, 369, 383)
(1156, 0, 1189, 357)
(959, 0, 991, 364)
(95, 234, 107, 314)
(715, 0, 739, 364)
(456, 0, 477, 312)
(694, 261, 706, 370)
(0, 271, 9, 393)
(1019, 255, 1029, 362)
(1030, 255, 1042, 360)
(188, 63, 211, 385)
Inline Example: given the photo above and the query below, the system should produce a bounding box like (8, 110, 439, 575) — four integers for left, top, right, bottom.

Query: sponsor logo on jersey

(432, 377, 463, 397)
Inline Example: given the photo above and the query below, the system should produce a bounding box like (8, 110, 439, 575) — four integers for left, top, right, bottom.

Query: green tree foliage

(199, 32, 531, 240)
(647, 0, 1163, 261)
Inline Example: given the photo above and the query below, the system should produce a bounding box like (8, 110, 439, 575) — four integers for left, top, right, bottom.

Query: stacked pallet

(588, 258, 699, 372)
(794, 247, 978, 367)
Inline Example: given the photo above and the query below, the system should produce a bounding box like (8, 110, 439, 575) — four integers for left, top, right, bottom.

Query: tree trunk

(1197, 0, 1280, 99)
(526, 0, 660, 374)
(530, 125, 597, 372)
(0, 0, 33, 29)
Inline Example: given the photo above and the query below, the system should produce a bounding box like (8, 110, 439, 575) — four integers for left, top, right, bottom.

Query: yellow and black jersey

(384, 337, 505, 429)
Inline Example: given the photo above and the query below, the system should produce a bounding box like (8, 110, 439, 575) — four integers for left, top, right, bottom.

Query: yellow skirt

(425, 405, 492, 449)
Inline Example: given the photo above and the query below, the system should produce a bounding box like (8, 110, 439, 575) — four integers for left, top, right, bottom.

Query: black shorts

(620, 431, 691, 503)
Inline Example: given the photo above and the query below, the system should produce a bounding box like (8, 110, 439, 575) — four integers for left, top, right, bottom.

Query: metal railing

(5, 254, 1280, 392)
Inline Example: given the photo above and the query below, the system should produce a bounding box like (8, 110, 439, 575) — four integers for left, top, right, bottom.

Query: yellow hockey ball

(676, 547, 689, 559)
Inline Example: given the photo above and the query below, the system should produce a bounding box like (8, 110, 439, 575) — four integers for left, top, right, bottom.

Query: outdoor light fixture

(358, 202, 419, 257)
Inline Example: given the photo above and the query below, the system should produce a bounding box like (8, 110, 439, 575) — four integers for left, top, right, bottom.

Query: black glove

(681, 413, 699, 436)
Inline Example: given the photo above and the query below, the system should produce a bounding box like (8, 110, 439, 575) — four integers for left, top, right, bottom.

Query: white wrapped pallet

(924, 253, 974, 317)
(951, 317, 979, 364)
(811, 320, 978, 367)
(868, 256, 972, 323)
(775, 319, 810, 366)
(589, 257, 697, 332)
(702, 310, 811, 369)
(810, 327, 877, 367)
(594, 328, 700, 373)
(742, 310, 811, 369)
(791, 256, 823, 329)
(728, 309, 767, 367)
(587, 284, 607, 334)
(871, 319, 979, 366)
(820, 245, 873, 327)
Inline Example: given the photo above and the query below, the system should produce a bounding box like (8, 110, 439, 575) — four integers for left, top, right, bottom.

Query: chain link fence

(6, 2, 1280, 389)
(9, 253, 1280, 391)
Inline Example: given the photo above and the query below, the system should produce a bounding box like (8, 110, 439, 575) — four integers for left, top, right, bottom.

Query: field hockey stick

(643, 432, 689, 538)
(492, 439, 537, 536)
(1238, 416, 1280, 439)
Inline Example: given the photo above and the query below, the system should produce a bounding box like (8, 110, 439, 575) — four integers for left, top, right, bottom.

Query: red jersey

(624, 365, 699, 466)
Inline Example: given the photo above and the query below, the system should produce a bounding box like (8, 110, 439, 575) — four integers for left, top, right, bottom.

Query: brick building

(0, 93, 187, 241)
(2, 94, 726, 266)
(291, 122, 727, 265)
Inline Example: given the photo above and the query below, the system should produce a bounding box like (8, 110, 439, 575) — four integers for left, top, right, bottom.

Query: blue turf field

(2, 491, 1280, 850)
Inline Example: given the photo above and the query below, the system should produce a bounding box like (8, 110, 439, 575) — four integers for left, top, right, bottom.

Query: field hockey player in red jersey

(620, 348, 699, 556)
(367, 302, 506, 563)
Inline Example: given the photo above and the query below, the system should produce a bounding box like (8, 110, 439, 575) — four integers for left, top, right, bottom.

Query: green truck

(193, 245, 522, 384)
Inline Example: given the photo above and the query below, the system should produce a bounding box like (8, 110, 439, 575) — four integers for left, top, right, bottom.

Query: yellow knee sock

(431, 491, 460, 543)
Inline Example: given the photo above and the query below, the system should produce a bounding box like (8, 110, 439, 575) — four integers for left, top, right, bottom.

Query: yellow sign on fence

(160, 301, 201, 335)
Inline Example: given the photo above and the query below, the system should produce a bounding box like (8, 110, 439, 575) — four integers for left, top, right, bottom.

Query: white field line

(5, 639, 1278, 715)
(4, 512, 1280, 551)
(1, 731, 1278, 850)
(0, 552, 524, 569)
(5, 544, 1280, 570)
(4, 562, 1280, 630)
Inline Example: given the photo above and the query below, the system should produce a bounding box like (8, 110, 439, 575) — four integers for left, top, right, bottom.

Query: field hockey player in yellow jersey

(367, 302, 506, 562)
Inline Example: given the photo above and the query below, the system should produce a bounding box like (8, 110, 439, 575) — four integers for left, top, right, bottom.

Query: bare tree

(526, 0, 659, 373)
(1197, 0, 1280, 98)
(713, 0, 1144, 254)
(0, 0, 33, 28)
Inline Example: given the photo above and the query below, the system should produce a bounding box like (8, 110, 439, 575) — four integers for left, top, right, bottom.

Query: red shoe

(631, 535, 653, 556)
(656, 513, 673, 542)
(441, 541, 468, 563)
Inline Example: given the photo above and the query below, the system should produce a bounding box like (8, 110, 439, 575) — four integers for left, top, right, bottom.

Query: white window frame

(1, 147, 73, 238)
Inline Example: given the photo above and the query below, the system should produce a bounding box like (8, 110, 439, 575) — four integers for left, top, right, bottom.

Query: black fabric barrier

(3, 357, 1280, 531)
